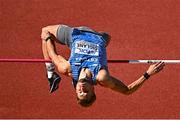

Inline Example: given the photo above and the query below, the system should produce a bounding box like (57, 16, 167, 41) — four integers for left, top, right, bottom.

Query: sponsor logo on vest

(75, 41, 99, 56)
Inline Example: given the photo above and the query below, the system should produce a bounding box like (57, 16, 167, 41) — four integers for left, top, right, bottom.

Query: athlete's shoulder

(96, 68, 109, 82)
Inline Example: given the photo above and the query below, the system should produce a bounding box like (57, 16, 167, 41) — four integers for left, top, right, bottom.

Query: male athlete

(41, 24, 165, 107)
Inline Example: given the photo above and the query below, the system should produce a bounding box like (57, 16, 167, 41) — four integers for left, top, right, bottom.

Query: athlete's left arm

(97, 62, 165, 95)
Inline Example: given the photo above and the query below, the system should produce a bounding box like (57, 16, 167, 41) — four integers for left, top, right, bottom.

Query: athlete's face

(76, 78, 94, 100)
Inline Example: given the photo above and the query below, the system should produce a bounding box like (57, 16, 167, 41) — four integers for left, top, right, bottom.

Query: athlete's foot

(48, 72, 61, 93)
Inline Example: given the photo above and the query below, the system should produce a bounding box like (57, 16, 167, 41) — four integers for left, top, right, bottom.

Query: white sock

(47, 71, 53, 79)
(45, 63, 55, 79)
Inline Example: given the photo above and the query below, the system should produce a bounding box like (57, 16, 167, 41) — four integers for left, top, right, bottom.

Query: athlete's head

(76, 78, 96, 107)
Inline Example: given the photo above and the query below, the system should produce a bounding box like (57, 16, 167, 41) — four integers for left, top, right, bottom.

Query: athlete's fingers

(156, 62, 165, 68)
(156, 66, 164, 72)
(155, 62, 164, 69)
(155, 61, 162, 67)
(155, 62, 165, 72)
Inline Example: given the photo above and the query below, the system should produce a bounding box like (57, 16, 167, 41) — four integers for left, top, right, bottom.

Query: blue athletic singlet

(69, 29, 108, 87)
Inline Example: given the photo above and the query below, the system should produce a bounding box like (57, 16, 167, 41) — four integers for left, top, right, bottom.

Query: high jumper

(41, 24, 165, 107)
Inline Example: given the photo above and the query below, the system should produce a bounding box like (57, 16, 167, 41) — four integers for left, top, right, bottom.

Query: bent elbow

(123, 87, 139, 95)
(123, 91, 132, 95)
(123, 88, 133, 96)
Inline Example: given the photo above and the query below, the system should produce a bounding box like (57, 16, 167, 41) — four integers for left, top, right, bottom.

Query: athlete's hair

(77, 92, 96, 107)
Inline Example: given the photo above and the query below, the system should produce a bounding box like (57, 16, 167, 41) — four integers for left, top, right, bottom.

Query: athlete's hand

(41, 29, 51, 40)
(146, 62, 165, 76)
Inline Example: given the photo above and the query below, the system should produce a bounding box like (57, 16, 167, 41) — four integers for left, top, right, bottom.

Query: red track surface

(0, 0, 180, 119)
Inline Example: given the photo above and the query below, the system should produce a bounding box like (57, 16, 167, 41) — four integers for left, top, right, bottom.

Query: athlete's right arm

(41, 25, 72, 77)
(46, 39, 72, 76)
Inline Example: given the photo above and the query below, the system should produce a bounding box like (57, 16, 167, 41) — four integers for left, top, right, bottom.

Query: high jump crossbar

(0, 59, 180, 64)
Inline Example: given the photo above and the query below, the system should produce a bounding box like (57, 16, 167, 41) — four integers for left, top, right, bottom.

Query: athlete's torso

(69, 29, 107, 87)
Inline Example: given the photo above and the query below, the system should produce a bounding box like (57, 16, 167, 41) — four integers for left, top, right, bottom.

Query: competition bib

(74, 41, 99, 56)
